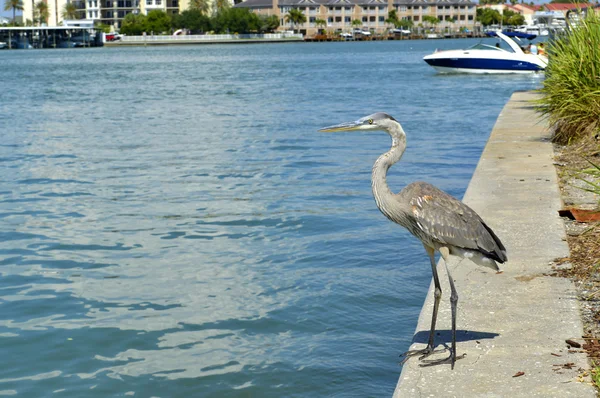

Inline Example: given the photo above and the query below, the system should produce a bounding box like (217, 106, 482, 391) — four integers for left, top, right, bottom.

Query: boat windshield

(467, 42, 511, 52)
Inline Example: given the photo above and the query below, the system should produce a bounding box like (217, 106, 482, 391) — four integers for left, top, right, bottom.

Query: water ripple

(0, 41, 541, 397)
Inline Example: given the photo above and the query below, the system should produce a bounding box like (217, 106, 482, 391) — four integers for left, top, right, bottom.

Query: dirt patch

(553, 135, 600, 375)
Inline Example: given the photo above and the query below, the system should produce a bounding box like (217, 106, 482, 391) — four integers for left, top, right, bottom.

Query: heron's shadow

(411, 329, 499, 345)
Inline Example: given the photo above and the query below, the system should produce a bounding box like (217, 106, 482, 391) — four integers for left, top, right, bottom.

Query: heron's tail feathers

(480, 221, 508, 264)
(450, 247, 500, 271)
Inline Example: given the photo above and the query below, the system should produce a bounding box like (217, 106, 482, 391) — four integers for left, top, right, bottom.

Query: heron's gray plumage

(399, 182, 507, 265)
(320, 112, 507, 369)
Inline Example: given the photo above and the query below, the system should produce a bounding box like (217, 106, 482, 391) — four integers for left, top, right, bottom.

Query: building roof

(234, 0, 272, 7)
(542, 3, 594, 11)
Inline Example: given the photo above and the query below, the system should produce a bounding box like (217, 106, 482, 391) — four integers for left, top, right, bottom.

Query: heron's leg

(401, 245, 443, 361)
(421, 247, 465, 369)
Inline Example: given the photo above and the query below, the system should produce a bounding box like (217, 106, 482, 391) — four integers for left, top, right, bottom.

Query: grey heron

(319, 112, 507, 369)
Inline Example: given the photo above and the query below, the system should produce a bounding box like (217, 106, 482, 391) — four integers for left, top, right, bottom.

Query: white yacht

(423, 32, 548, 74)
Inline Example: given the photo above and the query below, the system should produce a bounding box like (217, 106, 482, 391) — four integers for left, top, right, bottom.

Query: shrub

(536, 8, 600, 144)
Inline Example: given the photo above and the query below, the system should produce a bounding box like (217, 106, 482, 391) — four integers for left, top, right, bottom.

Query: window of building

(146, 0, 151, 5)
(422, 6, 428, 11)
(460, 15, 465, 20)
(362, 16, 367, 22)
(309, 16, 315, 22)
(335, 16, 341, 22)
(378, 16, 384, 22)
(413, 15, 419, 21)
(156, 0, 161, 5)
(399, 6, 406, 11)
(468, 15, 473, 20)
(118, 0, 124, 6)
(344, 16, 351, 22)
(328, 16, 333, 22)
(369, 16, 375, 22)
(344, 6, 351, 11)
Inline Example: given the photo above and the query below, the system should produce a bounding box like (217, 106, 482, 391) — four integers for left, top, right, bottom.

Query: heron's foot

(420, 351, 466, 370)
(400, 346, 446, 364)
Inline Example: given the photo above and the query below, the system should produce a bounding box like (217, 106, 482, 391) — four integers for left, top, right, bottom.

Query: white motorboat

(423, 32, 548, 74)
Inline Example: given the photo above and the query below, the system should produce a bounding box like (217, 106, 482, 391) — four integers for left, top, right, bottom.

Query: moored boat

(423, 32, 548, 74)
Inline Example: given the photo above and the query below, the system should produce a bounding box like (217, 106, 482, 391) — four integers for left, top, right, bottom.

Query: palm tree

(214, 0, 229, 14)
(62, 1, 78, 20)
(385, 9, 399, 28)
(3, 0, 24, 24)
(35, 0, 49, 25)
(189, 0, 209, 15)
(351, 18, 361, 37)
(284, 8, 306, 33)
(314, 17, 326, 34)
(422, 15, 439, 32)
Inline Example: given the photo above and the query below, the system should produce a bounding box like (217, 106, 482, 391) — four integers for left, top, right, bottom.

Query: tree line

(120, 6, 280, 35)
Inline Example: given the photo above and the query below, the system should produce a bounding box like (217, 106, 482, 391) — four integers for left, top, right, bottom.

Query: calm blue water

(0, 39, 540, 397)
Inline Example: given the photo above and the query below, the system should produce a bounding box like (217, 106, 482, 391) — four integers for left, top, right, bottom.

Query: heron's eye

(368, 119, 373, 125)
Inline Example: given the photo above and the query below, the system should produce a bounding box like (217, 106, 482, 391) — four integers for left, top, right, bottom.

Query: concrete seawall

(393, 92, 596, 397)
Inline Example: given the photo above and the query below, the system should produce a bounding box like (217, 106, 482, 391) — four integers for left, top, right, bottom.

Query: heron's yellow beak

(319, 120, 363, 133)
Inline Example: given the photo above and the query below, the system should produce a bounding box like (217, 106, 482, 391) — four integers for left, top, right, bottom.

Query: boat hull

(426, 64, 542, 74)
(423, 49, 547, 74)
(424, 56, 545, 74)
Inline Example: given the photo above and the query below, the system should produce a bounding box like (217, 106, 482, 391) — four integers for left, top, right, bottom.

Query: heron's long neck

(371, 124, 407, 220)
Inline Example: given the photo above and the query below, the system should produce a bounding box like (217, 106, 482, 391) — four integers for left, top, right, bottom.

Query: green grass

(592, 361, 600, 389)
(575, 159, 600, 202)
(536, 7, 600, 144)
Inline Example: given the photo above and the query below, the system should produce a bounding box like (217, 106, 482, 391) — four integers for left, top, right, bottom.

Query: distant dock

(0, 26, 103, 49)
(105, 33, 304, 46)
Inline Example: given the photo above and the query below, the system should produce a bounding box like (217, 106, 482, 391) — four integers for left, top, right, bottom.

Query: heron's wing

(406, 183, 507, 263)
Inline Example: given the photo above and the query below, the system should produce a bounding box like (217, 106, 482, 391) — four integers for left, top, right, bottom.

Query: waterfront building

(19, 0, 232, 29)
(233, 0, 477, 36)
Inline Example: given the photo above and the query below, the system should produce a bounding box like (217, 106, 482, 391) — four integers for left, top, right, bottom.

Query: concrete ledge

(393, 92, 595, 397)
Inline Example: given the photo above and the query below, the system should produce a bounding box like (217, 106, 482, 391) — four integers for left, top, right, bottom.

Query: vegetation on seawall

(536, 7, 600, 391)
